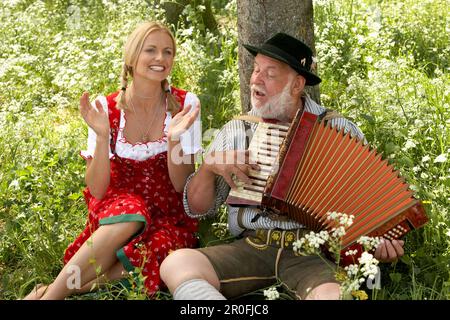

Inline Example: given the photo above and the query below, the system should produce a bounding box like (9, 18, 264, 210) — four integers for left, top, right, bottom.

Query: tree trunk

(237, 0, 320, 112)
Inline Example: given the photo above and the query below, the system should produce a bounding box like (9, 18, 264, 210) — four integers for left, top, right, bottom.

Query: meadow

(0, 0, 448, 299)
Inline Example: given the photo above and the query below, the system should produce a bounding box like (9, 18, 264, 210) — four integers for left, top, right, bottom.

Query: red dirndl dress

(64, 88, 199, 296)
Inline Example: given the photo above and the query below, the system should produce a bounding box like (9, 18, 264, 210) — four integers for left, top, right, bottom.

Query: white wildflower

(434, 153, 447, 163)
(293, 211, 381, 300)
(404, 139, 416, 150)
(345, 264, 359, 277)
(358, 252, 376, 265)
(292, 238, 305, 253)
(357, 236, 380, 251)
(331, 226, 347, 238)
(181, 26, 194, 36)
(327, 211, 339, 220)
(263, 287, 279, 300)
(327, 212, 354, 228)
(339, 214, 354, 228)
(345, 249, 358, 256)
(9, 179, 20, 190)
(420, 172, 429, 179)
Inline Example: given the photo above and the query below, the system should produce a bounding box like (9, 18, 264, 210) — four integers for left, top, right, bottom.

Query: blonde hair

(116, 21, 180, 114)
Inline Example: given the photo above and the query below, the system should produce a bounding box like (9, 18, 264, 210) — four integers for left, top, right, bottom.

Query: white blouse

(80, 92, 202, 161)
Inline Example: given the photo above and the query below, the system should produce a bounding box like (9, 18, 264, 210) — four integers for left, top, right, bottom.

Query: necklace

(127, 92, 164, 142)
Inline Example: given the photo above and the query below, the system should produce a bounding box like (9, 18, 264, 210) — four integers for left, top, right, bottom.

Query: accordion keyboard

(228, 122, 289, 205)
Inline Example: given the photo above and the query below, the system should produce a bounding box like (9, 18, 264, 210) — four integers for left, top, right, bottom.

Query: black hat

(243, 33, 321, 86)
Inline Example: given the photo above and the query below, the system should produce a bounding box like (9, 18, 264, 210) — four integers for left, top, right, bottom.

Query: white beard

(250, 83, 296, 122)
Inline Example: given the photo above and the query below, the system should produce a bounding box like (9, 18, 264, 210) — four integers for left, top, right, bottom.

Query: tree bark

(237, 0, 320, 112)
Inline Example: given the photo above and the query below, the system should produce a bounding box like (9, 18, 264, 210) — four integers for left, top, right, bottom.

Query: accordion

(227, 110, 428, 255)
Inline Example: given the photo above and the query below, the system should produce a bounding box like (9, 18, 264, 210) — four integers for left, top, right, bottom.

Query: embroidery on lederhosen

(245, 229, 270, 250)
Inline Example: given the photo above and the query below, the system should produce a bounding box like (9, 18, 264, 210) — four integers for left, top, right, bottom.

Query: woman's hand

(167, 103, 200, 142)
(79, 92, 110, 139)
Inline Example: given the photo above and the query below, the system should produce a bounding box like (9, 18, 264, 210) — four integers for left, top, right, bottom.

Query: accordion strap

(233, 115, 263, 123)
(319, 109, 344, 121)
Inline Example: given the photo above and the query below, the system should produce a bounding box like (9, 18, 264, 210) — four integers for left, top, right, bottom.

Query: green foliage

(314, 0, 449, 300)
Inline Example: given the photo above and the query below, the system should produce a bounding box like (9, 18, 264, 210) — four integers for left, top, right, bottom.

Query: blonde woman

(24, 21, 201, 299)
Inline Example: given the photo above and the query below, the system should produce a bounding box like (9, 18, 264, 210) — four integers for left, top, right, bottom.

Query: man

(160, 33, 405, 300)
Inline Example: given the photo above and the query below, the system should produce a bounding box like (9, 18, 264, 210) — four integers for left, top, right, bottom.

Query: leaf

(397, 156, 414, 167)
(67, 192, 82, 200)
(16, 169, 31, 177)
(95, 265, 102, 275)
(360, 114, 376, 126)
(443, 178, 450, 188)
(400, 255, 412, 266)
(389, 273, 402, 283)
(384, 142, 400, 154)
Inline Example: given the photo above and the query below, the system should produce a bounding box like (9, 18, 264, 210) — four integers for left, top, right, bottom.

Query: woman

(24, 21, 201, 299)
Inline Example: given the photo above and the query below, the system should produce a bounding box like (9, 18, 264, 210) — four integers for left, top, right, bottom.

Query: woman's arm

(167, 104, 200, 193)
(85, 136, 110, 199)
(79, 92, 111, 199)
(167, 140, 195, 192)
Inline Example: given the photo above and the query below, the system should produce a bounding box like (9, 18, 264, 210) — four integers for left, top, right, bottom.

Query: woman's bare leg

(73, 261, 127, 294)
(23, 262, 127, 299)
(23, 284, 48, 300)
(38, 222, 141, 300)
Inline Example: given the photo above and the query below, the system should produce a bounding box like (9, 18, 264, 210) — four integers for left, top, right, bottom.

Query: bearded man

(160, 33, 405, 300)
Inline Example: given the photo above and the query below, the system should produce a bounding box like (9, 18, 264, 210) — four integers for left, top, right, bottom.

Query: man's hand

(203, 150, 259, 189)
(374, 239, 404, 263)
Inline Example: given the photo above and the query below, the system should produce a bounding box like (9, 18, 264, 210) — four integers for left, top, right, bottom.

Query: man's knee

(160, 249, 217, 293)
(305, 282, 340, 300)
(160, 249, 193, 282)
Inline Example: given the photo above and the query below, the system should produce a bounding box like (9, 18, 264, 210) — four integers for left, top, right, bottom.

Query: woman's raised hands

(79, 92, 110, 140)
(167, 102, 200, 142)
